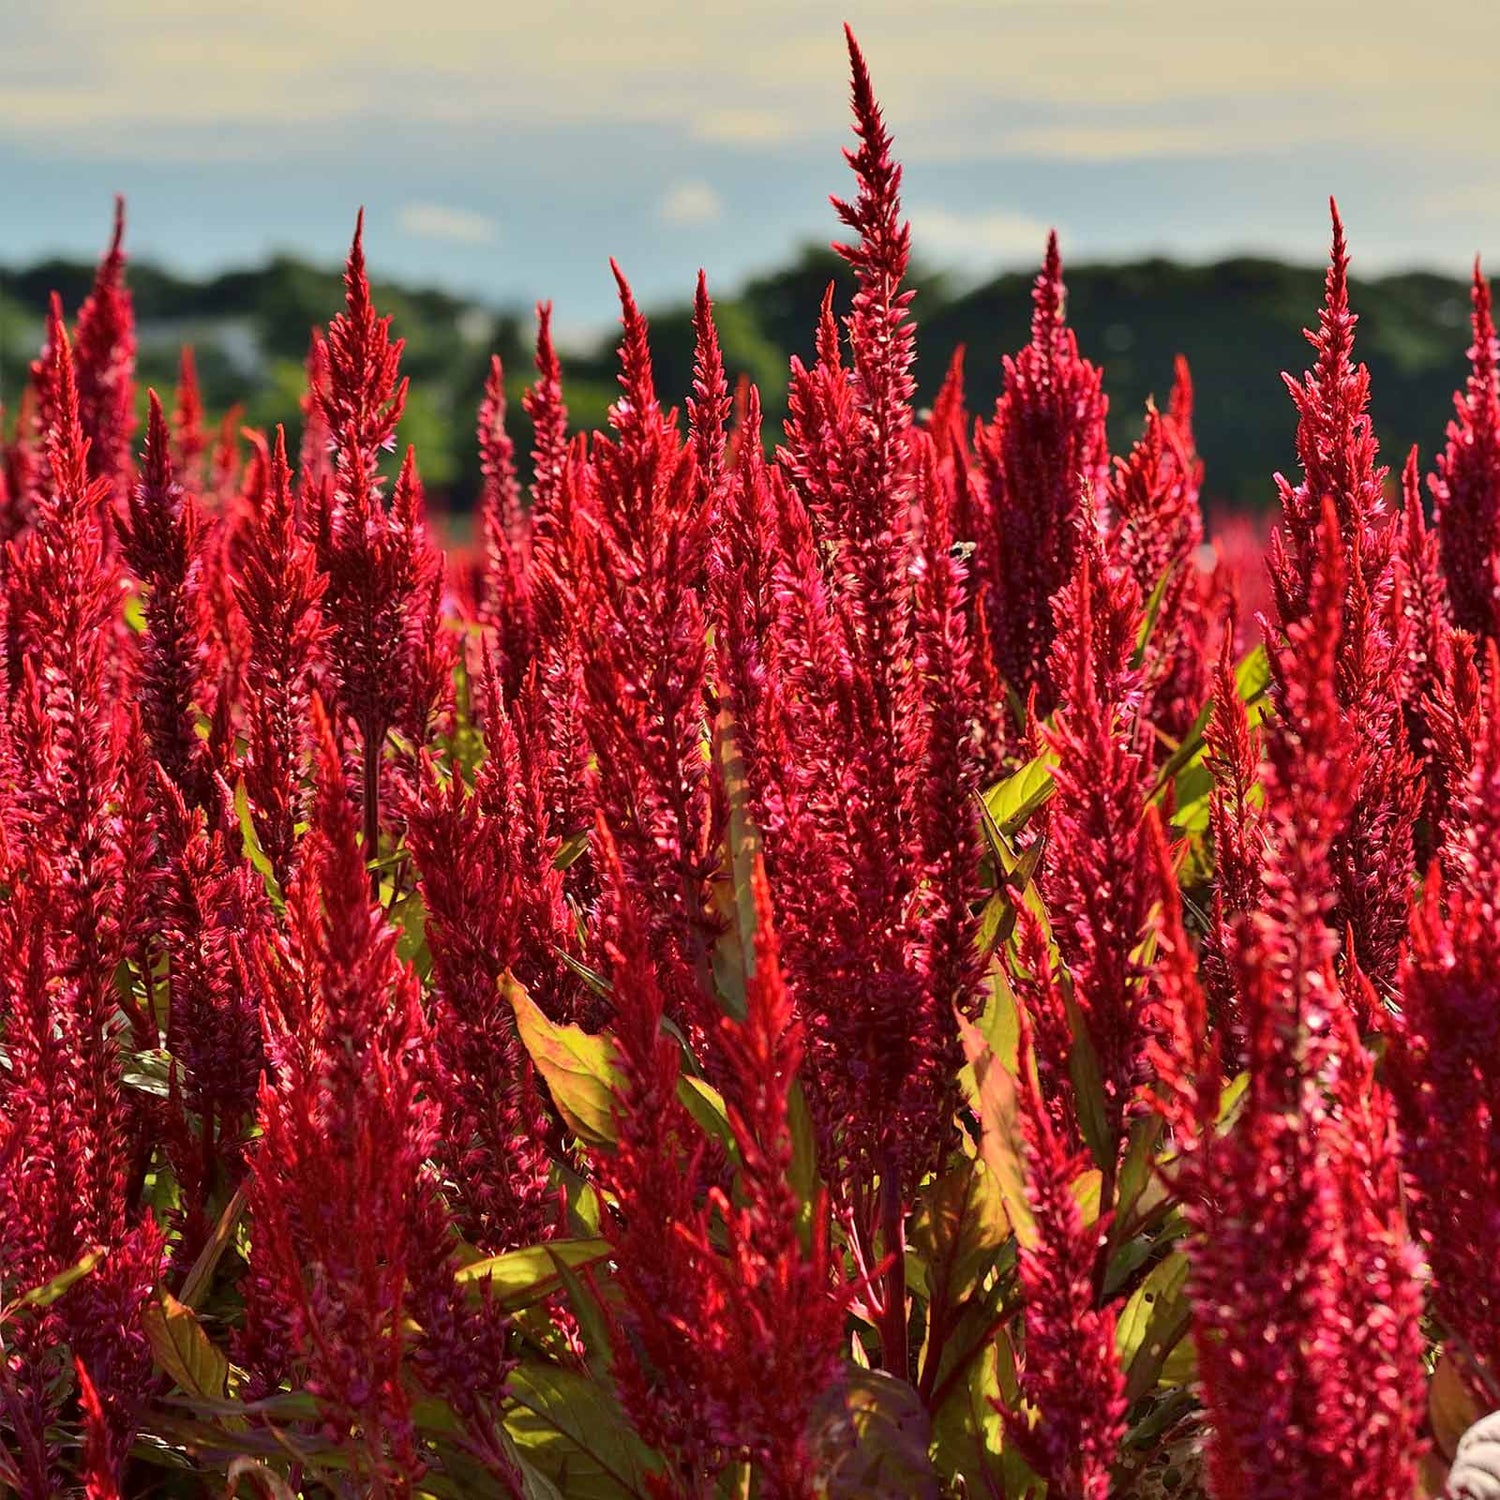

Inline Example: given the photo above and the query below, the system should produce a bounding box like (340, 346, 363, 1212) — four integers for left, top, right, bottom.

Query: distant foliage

(5, 27, 1500, 1500)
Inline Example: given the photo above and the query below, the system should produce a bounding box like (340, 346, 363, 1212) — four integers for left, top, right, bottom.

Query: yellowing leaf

(957, 1013, 1036, 1250)
(457, 1239, 613, 1312)
(3, 1246, 106, 1319)
(911, 1156, 1007, 1310)
(144, 1289, 230, 1405)
(505, 974, 622, 1148)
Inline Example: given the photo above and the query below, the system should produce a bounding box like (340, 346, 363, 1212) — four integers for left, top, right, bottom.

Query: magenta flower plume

(0, 309, 161, 1497)
(1268, 203, 1421, 985)
(231, 425, 325, 887)
(476, 352, 536, 696)
(70, 197, 137, 509)
(172, 345, 208, 490)
(1107, 363, 1211, 744)
(246, 696, 484, 1485)
(1037, 492, 1159, 1180)
(1172, 508, 1425, 1497)
(973, 231, 1109, 716)
(595, 829, 724, 1488)
(117, 391, 211, 806)
(154, 773, 268, 1258)
(1433, 260, 1500, 641)
(1388, 640, 1500, 1399)
(310, 214, 450, 864)
(404, 664, 575, 1252)
(1002, 1010, 1126, 1500)
(571, 264, 721, 1036)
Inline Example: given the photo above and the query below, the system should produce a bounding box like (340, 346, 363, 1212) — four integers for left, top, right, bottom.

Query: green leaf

(506, 1362, 665, 1500)
(179, 1185, 247, 1311)
(787, 1078, 823, 1251)
(807, 1370, 941, 1500)
(457, 1239, 613, 1313)
(144, 1289, 231, 1405)
(982, 755, 1055, 837)
(3, 1246, 106, 1319)
(930, 1336, 1039, 1500)
(957, 1014, 1036, 1250)
(911, 1156, 1008, 1311)
(1116, 1251, 1193, 1401)
(1063, 990, 1115, 1173)
(552, 828, 591, 873)
(505, 974, 623, 1148)
(676, 1074, 738, 1161)
(233, 778, 282, 902)
(1133, 560, 1178, 671)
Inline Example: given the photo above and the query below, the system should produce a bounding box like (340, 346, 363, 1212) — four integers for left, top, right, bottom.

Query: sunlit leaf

(457, 1239, 613, 1312)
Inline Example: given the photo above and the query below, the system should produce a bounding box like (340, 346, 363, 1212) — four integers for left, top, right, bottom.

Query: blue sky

(3, 1, 1497, 337)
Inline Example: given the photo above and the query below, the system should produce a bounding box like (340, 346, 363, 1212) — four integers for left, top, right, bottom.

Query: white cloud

(659, 180, 724, 227)
(397, 202, 498, 246)
(908, 206, 1054, 271)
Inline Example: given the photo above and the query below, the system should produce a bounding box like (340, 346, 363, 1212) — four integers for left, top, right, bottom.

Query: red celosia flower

(1039, 494, 1157, 1174)
(231, 426, 326, 887)
(972, 231, 1109, 716)
(1433, 260, 1500, 641)
(601, 834, 841, 1496)
(404, 661, 577, 1252)
(1388, 639, 1500, 1399)
(69, 197, 137, 510)
(1107, 361, 1213, 744)
(246, 697, 489, 1485)
(476, 352, 536, 697)
(1199, 629, 1264, 1050)
(0, 310, 161, 1498)
(309, 215, 449, 864)
(117, 391, 212, 806)
(1170, 507, 1426, 1497)
(172, 345, 208, 491)
(1003, 1005, 1126, 1500)
(1268, 203, 1421, 985)
(570, 264, 722, 1036)
(154, 773, 269, 1259)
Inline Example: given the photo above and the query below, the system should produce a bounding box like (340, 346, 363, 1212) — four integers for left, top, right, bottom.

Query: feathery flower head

(1432, 259, 1500, 641)
(973, 232, 1109, 713)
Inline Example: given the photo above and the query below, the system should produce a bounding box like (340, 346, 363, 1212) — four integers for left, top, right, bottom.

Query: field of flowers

(4, 26, 1500, 1500)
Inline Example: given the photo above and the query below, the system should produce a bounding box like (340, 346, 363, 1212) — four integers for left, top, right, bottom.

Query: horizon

(4, 3, 1500, 330)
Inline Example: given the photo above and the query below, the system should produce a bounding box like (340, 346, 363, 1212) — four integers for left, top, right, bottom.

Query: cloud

(397, 202, 498, 245)
(908, 206, 1054, 270)
(659, 180, 724, 227)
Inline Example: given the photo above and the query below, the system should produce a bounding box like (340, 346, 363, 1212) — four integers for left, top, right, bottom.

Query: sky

(3, 0, 1499, 334)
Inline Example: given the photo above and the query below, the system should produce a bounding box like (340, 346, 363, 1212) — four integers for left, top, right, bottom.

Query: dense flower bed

(3, 28, 1500, 1500)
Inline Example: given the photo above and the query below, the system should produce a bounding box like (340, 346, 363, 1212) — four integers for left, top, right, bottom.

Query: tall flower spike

(172, 345, 208, 491)
(1388, 639, 1500, 1399)
(476, 353, 535, 695)
(1433, 259, 1500, 641)
(574, 264, 721, 1039)
(118, 391, 210, 806)
(1107, 373, 1211, 745)
(70, 197, 137, 508)
(1267, 202, 1421, 985)
(1002, 1005, 1126, 1500)
(1040, 491, 1156, 1179)
(690, 271, 730, 498)
(246, 695, 455, 1486)
(973, 231, 1109, 716)
(232, 426, 324, 887)
(403, 661, 574, 1252)
(1182, 506, 1425, 1497)
(311, 214, 448, 869)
